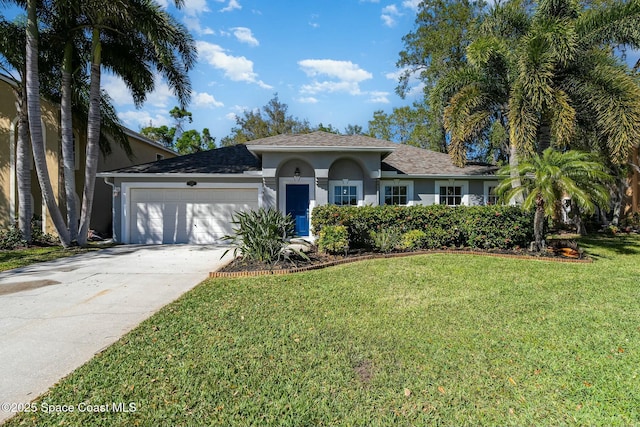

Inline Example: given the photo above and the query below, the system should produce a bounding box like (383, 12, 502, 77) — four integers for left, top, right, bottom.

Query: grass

(0, 245, 105, 272)
(6, 235, 640, 426)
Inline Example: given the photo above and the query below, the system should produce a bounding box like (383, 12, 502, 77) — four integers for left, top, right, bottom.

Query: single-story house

(99, 131, 501, 244)
(0, 74, 177, 236)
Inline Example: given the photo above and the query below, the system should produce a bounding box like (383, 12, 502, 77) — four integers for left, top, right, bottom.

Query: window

(329, 180, 363, 206)
(484, 182, 500, 205)
(333, 185, 358, 206)
(384, 185, 408, 205)
(439, 186, 462, 206)
(156, 154, 165, 161)
(486, 185, 498, 205)
(436, 181, 468, 206)
(380, 180, 413, 206)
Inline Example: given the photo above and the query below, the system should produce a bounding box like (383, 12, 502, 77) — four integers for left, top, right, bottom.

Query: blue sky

(101, 0, 424, 143)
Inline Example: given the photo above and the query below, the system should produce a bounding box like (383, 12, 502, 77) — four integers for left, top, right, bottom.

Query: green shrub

(0, 226, 26, 250)
(370, 227, 401, 253)
(222, 208, 304, 267)
(317, 225, 349, 255)
(399, 229, 426, 251)
(312, 204, 533, 250)
(30, 217, 58, 246)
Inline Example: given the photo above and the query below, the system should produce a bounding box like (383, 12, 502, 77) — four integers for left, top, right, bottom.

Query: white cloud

(102, 74, 134, 106)
(299, 59, 372, 82)
(232, 27, 259, 46)
(386, 68, 425, 97)
(402, 0, 421, 10)
(183, 16, 215, 35)
(367, 91, 390, 103)
(193, 91, 224, 108)
(218, 0, 241, 12)
(119, 110, 171, 130)
(300, 80, 362, 96)
(381, 4, 402, 27)
(102, 74, 174, 109)
(183, 0, 210, 16)
(298, 97, 319, 104)
(225, 112, 238, 121)
(298, 59, 372, 96)
(381, 14, 396, 27)
(196, 41, 272, 88)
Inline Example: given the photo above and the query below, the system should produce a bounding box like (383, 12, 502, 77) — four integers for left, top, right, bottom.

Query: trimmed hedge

(312, 204, 534, 250)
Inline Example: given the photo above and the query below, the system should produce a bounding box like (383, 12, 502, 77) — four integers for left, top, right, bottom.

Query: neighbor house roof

(99, 131, 496, 177)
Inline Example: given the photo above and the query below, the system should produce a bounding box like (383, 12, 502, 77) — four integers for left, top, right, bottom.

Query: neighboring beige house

(0, 74, 176, 237)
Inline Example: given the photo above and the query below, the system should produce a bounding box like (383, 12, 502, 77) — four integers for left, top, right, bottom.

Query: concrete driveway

(0, 244, 232, 424)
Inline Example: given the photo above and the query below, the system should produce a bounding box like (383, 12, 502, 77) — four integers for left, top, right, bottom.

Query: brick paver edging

(209, 249, 592, 278)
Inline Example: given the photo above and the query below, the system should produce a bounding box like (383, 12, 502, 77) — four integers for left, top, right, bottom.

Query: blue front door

(286, 184, 309, 236)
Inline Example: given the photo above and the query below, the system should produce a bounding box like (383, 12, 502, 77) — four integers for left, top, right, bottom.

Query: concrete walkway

(0, 245, 232, 424)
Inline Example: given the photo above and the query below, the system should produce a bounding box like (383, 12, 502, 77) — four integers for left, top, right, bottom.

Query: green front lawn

(0, 246, 101, 272)
(7, 235, 640, 426)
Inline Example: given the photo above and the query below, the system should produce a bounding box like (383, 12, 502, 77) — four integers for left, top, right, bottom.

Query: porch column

(316, 177, 328, 206)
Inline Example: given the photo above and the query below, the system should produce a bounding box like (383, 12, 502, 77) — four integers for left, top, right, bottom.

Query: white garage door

(129, 187, 259, 244)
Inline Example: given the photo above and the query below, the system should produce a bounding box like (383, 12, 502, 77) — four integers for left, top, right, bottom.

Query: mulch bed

(212, 243, 591, 278)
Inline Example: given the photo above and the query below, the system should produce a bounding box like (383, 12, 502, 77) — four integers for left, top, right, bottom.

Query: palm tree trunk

(25, 0, 71, 247)
(533, 194, 545, 252)
(61, 42, 78, 242)
(15, 88, 32, 243)
(77, 28, 102, 247)
(537, 114, 552, 155)
(508, 142, 525, 204)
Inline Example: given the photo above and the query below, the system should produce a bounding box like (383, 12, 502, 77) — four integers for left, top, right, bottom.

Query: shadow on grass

(578, 233, 640, 259)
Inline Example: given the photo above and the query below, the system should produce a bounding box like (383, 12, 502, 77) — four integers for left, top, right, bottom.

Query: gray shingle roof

(103, 131, 496, 176)
(246, 131, 394, 148)
(102, 144, 260, 174)
(382, 143, 496, 176)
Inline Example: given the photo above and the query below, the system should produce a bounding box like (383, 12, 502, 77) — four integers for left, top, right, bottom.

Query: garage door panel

(130, 187, 258, 244)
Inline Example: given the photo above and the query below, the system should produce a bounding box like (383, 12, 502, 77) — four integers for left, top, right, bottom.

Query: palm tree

(0, 18, 32, 242)
(496, 148, 612, 251)
(25, 0, 72, 246)
(441, 0, 640, 177)
(17, 0, 195, 246)
(76, 0, 196, 246)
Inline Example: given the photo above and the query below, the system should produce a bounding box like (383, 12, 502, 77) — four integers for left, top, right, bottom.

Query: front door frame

(278, 177, 315, 237)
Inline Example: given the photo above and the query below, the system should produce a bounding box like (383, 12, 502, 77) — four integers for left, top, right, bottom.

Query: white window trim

(435, 180, 469, 206)
(379, 180, 414, 206)
(329, 179, 364, 206)
(483, 181, 499, 205)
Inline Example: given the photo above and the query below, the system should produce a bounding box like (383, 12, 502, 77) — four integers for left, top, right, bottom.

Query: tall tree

(25, 0, 72, 246)
(0, 18, 32, 242)
(396, 0, 487, 152)
(367, 103, 436, 149)
(76, 0, 196, 246)
(221, 94, 311, 146)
